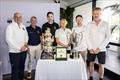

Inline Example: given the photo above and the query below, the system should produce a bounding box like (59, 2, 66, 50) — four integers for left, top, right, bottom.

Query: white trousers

(27, 44, 42, 72)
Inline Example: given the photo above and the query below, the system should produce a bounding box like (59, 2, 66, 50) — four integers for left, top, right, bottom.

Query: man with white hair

(6, 12, 28, 80)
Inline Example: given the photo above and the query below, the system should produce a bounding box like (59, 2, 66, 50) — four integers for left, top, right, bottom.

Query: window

(96, 0, 120, 44)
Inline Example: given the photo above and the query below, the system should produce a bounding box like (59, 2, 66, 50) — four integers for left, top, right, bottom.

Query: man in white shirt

(55, 18, 71, 49)
(86, 7, 111, 80)
(72, 15, 87, 62)
(6, 12, 28, 80)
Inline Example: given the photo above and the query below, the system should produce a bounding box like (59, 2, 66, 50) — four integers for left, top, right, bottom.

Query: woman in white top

(55, 18, 71, 49)
(72, 15, 87, 62)
(55, 18, 88, 80)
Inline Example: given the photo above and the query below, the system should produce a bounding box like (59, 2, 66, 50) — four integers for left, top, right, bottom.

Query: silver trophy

(70, 30, 83, 59)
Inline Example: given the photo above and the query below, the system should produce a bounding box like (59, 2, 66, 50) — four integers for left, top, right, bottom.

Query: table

(35, 55, 88, 80)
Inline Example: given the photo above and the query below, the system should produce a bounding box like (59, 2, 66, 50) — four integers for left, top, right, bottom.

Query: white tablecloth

(35, 55, 88, 80)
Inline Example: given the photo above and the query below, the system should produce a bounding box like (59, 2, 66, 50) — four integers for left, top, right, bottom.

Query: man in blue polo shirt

(26, 16, 42, 79)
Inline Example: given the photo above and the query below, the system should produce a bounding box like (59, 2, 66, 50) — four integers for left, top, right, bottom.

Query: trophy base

(69, 52, 80, 59)
(41, 52, 54, 59)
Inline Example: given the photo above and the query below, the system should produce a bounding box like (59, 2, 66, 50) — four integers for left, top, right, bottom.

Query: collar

(76, 24, 84, 28)
(60, 28, 67, 32)
(91, 19, 103, 24)
(47, 21, 54, 24)
(30, 25, 37, 29)
(12, 22, 23, 28)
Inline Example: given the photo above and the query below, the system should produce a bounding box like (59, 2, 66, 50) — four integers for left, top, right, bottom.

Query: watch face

(55, 47, 67, 61)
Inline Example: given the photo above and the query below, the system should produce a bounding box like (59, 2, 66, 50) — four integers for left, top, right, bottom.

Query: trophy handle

(77, 32, 83, 46)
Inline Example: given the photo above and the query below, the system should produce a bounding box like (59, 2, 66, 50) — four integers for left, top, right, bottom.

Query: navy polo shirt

(26, 25, 42, 45)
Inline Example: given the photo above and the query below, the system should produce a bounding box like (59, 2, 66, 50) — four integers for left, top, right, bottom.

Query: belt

(28, 44, 40, 46)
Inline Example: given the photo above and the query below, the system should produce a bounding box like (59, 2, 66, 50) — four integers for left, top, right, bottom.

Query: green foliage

(60, 6, 74, 29)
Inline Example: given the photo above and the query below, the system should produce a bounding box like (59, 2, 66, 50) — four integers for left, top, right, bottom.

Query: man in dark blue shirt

(26, 16, 42, 79)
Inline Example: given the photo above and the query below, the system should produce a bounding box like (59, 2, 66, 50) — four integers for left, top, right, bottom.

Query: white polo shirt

(6, 22, 28, 53)
(55, 28, 71, 49)
(72, 25, 87, 51)
(86, 20, 111, 51)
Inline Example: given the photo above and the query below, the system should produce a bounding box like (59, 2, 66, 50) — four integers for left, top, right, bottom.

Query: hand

(94, 48, 101, 54)
(40, 45, 43, 51)
(41, 41, 44, 45)
(90, 49, 95, 54)
(20, 46, 27, 52)
(64, 44, 69, 48)
(41, 38, 44, 45)
(27, 47, 30, 52)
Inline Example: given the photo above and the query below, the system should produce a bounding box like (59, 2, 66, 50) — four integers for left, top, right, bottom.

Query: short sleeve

(55, 29, 59, 38)
(39, 27, 42, 36)
(42, 24, 46, 33)
(54, 22, 59, 30)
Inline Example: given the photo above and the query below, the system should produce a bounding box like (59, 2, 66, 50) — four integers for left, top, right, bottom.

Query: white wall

(73, 2, 92, 27)
(0, 0, 60, 75)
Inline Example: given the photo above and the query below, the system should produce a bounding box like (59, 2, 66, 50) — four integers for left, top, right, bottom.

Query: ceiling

(61, 0, 92, 8)
(2, 0, 92, 8)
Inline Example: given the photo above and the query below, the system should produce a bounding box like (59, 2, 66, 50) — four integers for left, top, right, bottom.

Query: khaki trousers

(27, 44, 42, 72)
